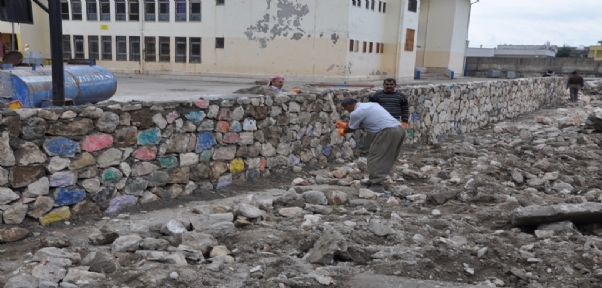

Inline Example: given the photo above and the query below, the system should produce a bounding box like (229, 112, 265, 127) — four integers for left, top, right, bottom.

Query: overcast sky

(467, 0, 602, 48)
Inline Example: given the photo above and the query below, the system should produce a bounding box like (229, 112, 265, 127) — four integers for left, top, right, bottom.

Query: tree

(556, 45, 571, 57)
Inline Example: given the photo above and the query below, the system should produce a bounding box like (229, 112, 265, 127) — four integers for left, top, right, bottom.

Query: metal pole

(49, 0, 65, 106)
(11, 22, 15, 51)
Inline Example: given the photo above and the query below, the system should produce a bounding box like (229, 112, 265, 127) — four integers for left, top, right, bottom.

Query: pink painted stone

(259, 158, 267, 172)
(223, 133, 240, 144)
(82, 134, 114, 152)
(195, 100, 209, 108)
(188, 135, 197, 152)
(216, 121, 230, 133)
(166, 111, 179, 124)
(134, 147, 157, 160)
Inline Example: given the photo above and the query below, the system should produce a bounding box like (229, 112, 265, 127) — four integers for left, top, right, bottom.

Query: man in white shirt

(335, 97, 406, 193)
(262, 75, 285, 96)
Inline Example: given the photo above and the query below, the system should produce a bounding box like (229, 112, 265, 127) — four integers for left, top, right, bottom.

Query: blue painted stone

(106, 195, 138, 213)
(216, 174, 232, 189)
(323, 145, 332, 156)
(185, 111, 205, 123)
(438, 133, 446, 142)
(412, 112, 418, 121)
(456, 128, 462, 135)
(44, 137, 79, 157)
(288, 155, 300, 166)
(356, 140, 364, 148)
(305, 125, 314, 136)
(229, 121, 242, 132)
(445, 86, 451, 92)
(92, 187, 116, 210)
(418, 94, 425, 104)
(55, 188, 86, 206)
(196, 132, 216, 153)
(138, 128, 161, 145)
(49, 171, 78, 187)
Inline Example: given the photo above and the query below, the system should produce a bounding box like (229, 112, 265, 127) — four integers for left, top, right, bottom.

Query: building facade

(19, 0, 471, 81)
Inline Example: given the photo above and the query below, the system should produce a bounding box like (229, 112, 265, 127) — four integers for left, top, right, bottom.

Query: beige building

(17, 0, 471, 82)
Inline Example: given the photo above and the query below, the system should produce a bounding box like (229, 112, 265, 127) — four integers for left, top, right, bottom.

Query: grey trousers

(569, 85, 580, 102)
(367, 126, 406, 185)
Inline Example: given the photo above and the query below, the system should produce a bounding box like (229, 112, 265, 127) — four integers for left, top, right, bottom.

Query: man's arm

(399, 93, 410, 123)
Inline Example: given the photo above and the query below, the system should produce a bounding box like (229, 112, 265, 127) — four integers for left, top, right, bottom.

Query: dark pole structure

(48, 0, 65, 106)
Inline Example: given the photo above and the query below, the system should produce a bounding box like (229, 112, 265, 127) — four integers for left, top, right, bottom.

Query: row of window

(352, 0, 387, 13)
(61, 35, 224, 63)
(349, 40, 385, 54)
(60, 0, 224, 22)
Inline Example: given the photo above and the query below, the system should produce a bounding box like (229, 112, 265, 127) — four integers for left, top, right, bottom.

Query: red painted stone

(216, 121, 230, 133)
(82, 134, 114, 152)
(195, 100, 209, 108)
(259, 158, 267, 172)
(134, 147, 157, 160)
(223, 133, 240, 144)
(166, 111, 179, 124)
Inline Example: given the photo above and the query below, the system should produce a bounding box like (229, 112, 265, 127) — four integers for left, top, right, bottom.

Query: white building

(467, 44, 558, 58)
(18, 0, 471, 81)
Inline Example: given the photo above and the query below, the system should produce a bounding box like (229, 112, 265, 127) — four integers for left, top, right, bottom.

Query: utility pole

(34, 0, 65, 106)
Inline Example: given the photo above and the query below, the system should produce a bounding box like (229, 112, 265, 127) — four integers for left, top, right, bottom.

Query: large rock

(234, 203, 264, 219)
(9, 166, 46, 188)
(62, 268, 106, 284)
(302, 191, 328, 205)
(326, 191, 349, 205)
(206, 222, 235, 238)
(47, 118, 94, 136)
(33, 247, 81, 263)
(305, 226, 348, 265)
(27, 196, 55, 218)
(3, 203, 28, 224)
(0, 227, 30, 242)
(112, 234, 142, 253)
(0, 131, 16, 166)
(161, 219, 188, 235)
(40, 207, 71, 226)
(511, 203, 602, 226)
(82, 250, 120, 274)
(180, 232, 217, 254)
(43, 137, 79, 157)
(23, 177, 50, 198)
(14, 142, 47, 165)
(0, 187, 19, 205)
(3, 275, 39, 288)
(40, 231, 71, 248)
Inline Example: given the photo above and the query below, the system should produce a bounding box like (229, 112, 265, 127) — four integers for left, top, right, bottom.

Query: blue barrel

(0, 65, 117, 107)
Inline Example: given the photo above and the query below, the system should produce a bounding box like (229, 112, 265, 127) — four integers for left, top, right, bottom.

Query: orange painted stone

(216, 121, 230, 133)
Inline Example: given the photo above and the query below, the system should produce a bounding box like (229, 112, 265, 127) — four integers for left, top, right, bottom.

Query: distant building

(589, 45, 602, 61)
(467, 44, 558, 58)
(12, 0, 473, 82)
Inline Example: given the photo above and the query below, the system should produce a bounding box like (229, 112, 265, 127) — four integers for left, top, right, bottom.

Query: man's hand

(401, 122, 409, 129)
(338, 128, 346, 136)
(334, 121, 348, 129)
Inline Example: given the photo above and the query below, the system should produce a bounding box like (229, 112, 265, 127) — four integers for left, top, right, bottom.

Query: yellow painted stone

(229, 158, 245, 174)
(40, 207, 71, 226)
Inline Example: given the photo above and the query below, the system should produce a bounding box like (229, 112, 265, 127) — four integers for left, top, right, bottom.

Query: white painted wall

(466, 47, 495, 57)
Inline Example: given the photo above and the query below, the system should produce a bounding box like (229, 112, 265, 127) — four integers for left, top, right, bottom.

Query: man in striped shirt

(360, 78, 410, 154)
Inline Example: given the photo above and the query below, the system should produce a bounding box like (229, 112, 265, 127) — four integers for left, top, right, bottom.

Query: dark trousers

(569, 85, 580, 102)
(367, 126, 406, 185)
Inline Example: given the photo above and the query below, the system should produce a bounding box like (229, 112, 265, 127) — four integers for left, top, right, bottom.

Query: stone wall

(0, 78, 564, 225)
(466, 57, 602, 78)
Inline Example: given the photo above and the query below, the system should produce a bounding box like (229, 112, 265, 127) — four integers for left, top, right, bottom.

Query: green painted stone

(159, 156, 178, 169)
(102, 168, 122, 181)
(200, 150, 212, 162)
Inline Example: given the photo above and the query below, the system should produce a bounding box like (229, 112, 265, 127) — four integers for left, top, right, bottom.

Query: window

(215, 37, 224, 48)
(100, 0, 110, 20)
(378, 1, 382, 12)
(145, 0, 155, 20)
(383, 2, 386, 13)
(365, 0, 369, 9)
(175, 37, 186, 62)
(101, 36, 112, 60)
(129, 0, 139, 20)
(176, 0, 186, 21)
(216, 0, 224, 5)
(88, 36, 99, 59)
(190, 37, 201, 63)
(145, 37, 156, 61)
(381, 43, 384, 53)
(371, 0, 374, 10)
(159, 0, 169, 21)
(116, 0, 126, 20)
(408, 0, 417, 12)
(71, 1, 82, 20)
(74, 35, 85, 58)
(61, 0, 70, 19)
(63, 35, 72, 59)
(116, 36, 127, 60)
(349, 39, 354, 52)
(351, 0, 356, 6)
(129, 36, 140, 61)
(190, 0, 201, 21)
(369, 42, 373, 53)
(159, 36, 170, 62)
(354, 40, 359, 52)
(404, 29, 415, 51)
(86, 0, 97, 20)
(362, 41, 367, 53)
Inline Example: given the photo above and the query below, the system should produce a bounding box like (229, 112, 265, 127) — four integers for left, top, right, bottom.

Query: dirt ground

(3, 90, 602, 288)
